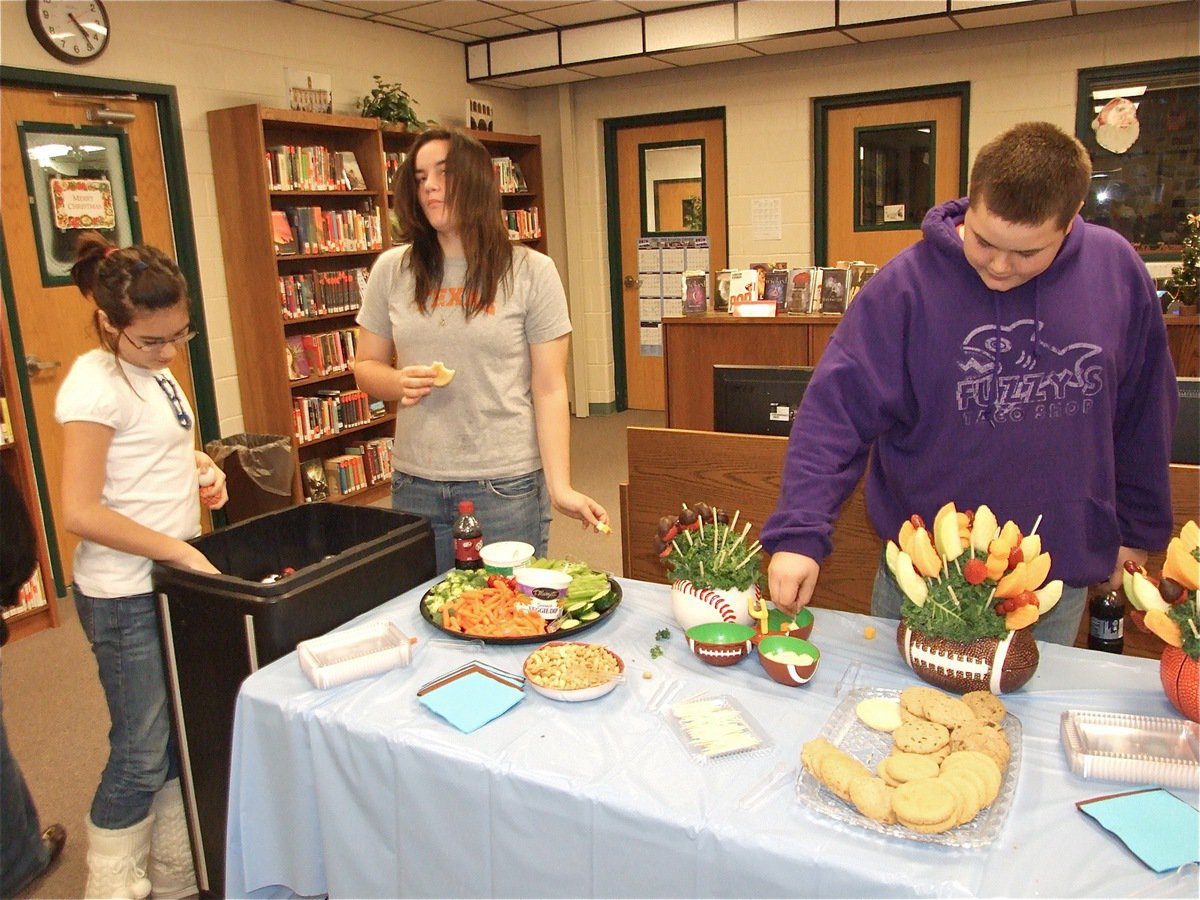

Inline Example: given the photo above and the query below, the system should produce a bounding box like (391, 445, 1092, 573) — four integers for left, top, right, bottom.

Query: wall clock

(26, 0, 111, 64)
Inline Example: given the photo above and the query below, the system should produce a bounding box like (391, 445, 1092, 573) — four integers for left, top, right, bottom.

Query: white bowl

(523, 642, 624, 702)
(670, 580, 758, 631)
(480, 541, 534, 574)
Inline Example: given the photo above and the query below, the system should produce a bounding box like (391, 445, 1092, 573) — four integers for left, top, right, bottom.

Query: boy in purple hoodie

(761, 122, 1177, 646)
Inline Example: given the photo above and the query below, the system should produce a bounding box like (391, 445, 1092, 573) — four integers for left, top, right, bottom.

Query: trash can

(205, 433, 295, 523)
(152, 503, 436, 896)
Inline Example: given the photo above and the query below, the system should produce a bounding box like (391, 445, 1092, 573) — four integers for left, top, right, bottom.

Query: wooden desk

(620, 426, 1198, 660)
(663, 314, 1198, 432)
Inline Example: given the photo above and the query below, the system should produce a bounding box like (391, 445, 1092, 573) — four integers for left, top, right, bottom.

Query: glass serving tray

(1060, 710, 1200, 791)
(795, 686, 1022, 848)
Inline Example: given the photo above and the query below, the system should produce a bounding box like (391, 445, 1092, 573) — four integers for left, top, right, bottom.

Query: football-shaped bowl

(757, 635, 820, 686)
(751, 607, 815, 644)
(896, 621, 1039, 694)
(686, 622, 756, 667)
(671, 580, 757, 631)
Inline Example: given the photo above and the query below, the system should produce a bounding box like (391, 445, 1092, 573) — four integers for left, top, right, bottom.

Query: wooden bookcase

(208, 107, 549, 506)
(1, 304, 59, 642)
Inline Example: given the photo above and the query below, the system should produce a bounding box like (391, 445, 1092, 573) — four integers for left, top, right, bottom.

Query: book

(681, 270, 708, 315)
(787, 268, 818, 315)
(714, 270, 732, 313)
(300, 457, 328, 501)
(818, 267, 852, 314)
(728, 268, 775, 317)
(285, 336, 310, 380)
(764, 268, 789, 314)
(848, 262, 879, 305)
(334, 151, 367, 190)
(0, 396, 11, 444)
(271, 210, 298, 255)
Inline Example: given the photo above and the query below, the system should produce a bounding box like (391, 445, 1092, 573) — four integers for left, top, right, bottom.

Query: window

(1077, 58, 1199, 260)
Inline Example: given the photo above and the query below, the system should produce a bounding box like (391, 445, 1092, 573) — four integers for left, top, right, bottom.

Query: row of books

(293, 388, 375, 444)
(272, 204, 383, 256)
(300, 436, 393, 501)
(279, 267, 369, 320)
(700, 262, 879, 318)
(504, 207, 541, 241)
(265, 145, 367, 192)
(491, 156, 528, 194)
(2, 567, 47, 621)
(384, 151, 407, 191)
(285, 329, 359, 381)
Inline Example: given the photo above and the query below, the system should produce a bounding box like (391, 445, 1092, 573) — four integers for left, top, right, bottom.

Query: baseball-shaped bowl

(751, 607, 815, 644)
(671, 580, 757, 631)
(896, 620, 1039, 694)
(685, 622, 756, 667)
(756, 635, 821, 686)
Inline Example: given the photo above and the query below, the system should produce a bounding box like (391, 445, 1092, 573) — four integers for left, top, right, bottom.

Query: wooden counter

(663, 314, 1198, 432)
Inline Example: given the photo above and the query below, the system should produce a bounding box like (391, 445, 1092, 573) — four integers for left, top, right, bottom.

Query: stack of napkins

(1077, 787, 1200, 872)
(417, 661, 525, 733)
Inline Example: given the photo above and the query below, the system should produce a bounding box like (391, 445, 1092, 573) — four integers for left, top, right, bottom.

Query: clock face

(26, 0, 110, 64)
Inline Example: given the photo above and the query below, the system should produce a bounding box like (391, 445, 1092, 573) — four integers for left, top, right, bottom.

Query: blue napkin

(1078, 787, 1200, 872)
(418, 671, 524, 733)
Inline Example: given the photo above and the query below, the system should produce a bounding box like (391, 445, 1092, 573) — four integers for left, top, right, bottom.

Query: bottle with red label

(452, 500, 483, 570)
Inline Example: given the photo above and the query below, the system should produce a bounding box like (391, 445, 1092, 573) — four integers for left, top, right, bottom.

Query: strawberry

(963, 558, 988, 585)
(1007, 547, 1024, 570)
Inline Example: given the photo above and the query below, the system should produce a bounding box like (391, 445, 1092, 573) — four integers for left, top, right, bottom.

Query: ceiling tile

(481, 68, 596, 87)
(391, 0, 511, 29)
(561, 18, 644, 63)
(291, 1, 377, 19)
(951, 0, 1072, 28)
(622, 1, 713, 11)
(458, 18, 532, 37)
(843, 16, 960, 42)
(839, 0, 945, 26)
(651, 42, 761, 65)
(499, 13, 561, 29)
(491, 30, 561, 74)
(523, 1, 640, 27)
(571, 56, 677, 77)
(737, 0, 836, 39)
(644, 2, 736, 51)
(744, 30, 856, 54)
(431, 27, 487, 41)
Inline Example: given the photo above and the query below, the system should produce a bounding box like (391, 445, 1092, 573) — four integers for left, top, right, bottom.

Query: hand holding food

(430, 361, 455, 386)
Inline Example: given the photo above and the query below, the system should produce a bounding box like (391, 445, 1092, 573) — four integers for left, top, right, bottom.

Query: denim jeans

(1, 659, 51, 896)
(391, 470, 551, 574)
(869, 548, 1088, 647)
(73, 587, 179, 829)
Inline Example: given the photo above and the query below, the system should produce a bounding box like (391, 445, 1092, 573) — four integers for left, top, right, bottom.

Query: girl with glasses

(54, 231, 227, 898)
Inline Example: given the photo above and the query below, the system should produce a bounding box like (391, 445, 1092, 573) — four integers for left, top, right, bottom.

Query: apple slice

(430, 361, 456, 386)
(970, 505, 998, 554)
(894, 551, 929, 606)
(998, 520, 1022, 549)
(1162, 536, 1199, 591)
(1128, 571, 1170, 612)
(1018, 534, 1041, 564)
(885, 540, 902, 577)
(934, 503, 964, 562)
(1034, 579, 1063, 614)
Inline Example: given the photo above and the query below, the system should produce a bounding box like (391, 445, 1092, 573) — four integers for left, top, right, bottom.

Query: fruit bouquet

(886, 502, 1062, 694)
(1122, 520, 1199, 721)
(654, 502, 765, 630)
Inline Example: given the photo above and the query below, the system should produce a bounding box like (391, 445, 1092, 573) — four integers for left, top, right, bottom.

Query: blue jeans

(391, 470, 551, 574)
(869, 549, 1088, 647)
(1, 659, 51, 896)
(73, 587, 179, 829)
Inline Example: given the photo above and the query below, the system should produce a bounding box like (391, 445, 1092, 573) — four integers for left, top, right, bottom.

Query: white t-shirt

(55, 349, 200, 597)
(357, 245, 571, 481)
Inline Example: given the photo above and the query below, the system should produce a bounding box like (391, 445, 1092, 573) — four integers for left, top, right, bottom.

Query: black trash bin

(152, 503, 436, 896)
(205, 433, 295, 523)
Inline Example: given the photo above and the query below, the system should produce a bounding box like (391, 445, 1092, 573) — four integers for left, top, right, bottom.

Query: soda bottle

(1087, 590, 1125, 653)
(452, 500, 483, 570)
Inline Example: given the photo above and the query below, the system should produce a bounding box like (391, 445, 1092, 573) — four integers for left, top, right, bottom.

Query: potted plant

(1162, 212, 1198, 316)
(357, 75, 427, 130)
(1123, 520, 1199, 721)
(655, 502, 763, 631)
(888, 502, 1062, 694)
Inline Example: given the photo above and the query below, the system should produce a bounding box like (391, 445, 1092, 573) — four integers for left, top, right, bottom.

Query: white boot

(85, 814, 154, 900)
(148, 779, 198, 899)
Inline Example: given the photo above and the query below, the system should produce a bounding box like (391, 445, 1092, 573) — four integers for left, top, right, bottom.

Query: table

(226, 577, 1199, 898)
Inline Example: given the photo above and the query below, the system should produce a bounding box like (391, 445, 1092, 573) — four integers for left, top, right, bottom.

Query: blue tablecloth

(226, 576, 1198, 898)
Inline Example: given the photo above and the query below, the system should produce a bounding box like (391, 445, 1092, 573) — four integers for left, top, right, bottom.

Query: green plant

(357, 75, 427, 129)
(655, 503, 763, 592)
(1162, 212, 1199, 313)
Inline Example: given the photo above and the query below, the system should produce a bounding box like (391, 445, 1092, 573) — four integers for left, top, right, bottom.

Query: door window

(640, 141, 705, 235)
(855, 122, 935, 230)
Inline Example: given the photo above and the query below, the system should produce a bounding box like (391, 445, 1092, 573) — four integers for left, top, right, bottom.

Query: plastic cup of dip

(480, 541, 534, 575)
(513, 566, 571, 621)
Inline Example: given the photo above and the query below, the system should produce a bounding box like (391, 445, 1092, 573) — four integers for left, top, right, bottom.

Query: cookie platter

(796, 687, 1022, 848)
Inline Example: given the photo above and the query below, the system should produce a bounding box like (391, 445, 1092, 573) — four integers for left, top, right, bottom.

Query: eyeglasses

(154, 374, 192, 429)
(121, 329, 198, 351)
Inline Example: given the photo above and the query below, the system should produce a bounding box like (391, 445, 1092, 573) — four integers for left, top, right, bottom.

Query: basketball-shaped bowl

(751, 607, 815, 644)
(685, 621, 757, 667)
(756, 635, 821, 686)
(671, 580, 757, 631)
(896, 620, 1039, 694)
(1160, 645, 1199, 722)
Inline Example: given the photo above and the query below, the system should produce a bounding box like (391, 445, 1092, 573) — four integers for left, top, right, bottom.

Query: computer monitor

(1173, 376, 1199, 465)
(713, 365, 814, 437)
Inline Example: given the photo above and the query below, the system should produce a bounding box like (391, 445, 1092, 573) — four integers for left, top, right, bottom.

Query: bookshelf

(208, 108, 551, 506)
(1, 305, 59, 642)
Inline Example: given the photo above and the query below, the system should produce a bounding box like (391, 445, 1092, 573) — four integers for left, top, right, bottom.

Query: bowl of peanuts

(523, 641, 624, 702)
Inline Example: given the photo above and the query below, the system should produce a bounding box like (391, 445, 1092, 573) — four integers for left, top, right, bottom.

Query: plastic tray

(663, 693, 773, 764)
(1060, 709, 1200, 791)
(297, 620, 414, 689)
(795, 687, 1022, 848)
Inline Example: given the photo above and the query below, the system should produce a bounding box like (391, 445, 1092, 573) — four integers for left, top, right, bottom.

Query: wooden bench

(619, 425, 1198, 660)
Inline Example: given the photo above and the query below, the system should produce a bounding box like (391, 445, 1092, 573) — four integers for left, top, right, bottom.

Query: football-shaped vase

(670, 579, 756, 631)
(896, 621, 1039, 694)
(1160, 645, 1199, 722)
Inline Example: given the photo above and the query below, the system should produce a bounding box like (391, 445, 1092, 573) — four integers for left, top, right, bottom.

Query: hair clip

(132, 260, 148, 274)
(104, 247, 119, 258)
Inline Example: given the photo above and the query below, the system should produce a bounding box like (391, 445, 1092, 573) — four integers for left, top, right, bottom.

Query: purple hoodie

(761, 198, 1177, 587)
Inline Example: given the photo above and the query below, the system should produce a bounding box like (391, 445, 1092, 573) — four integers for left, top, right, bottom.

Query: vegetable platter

(419, 558, 622, 644)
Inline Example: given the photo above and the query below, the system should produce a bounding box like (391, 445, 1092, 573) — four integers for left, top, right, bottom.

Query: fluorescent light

(1091, 85, 1147, 100)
